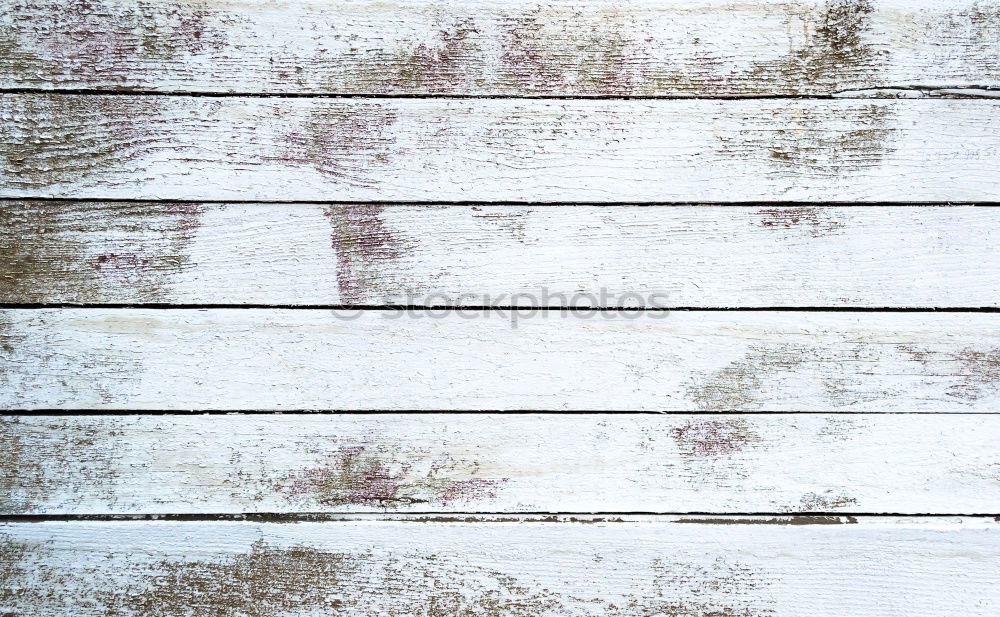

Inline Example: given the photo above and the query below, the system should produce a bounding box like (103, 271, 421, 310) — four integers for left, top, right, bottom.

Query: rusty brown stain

(798, 491, 859, 511)
(4, 2, 999, 96)
(278, 444, 507, 508)
(369, 19, 483, 93)
(0, 417, 124, 513)
(896, 344, 935, 366)
(817, 416, 867, 442)
(722, 102, 898, 175)
(322, 205, 404, 304)
(755, 207, 844, 237)
(603, 557, 774, 617)
(466, 0, 893, 97)
(100, 541, 355, 617)
(947, 347, 1000, 401)
(0, 201, 205, 303)
(0, 95, 159, 190)
(670, 418, 758, 457)
(0, 204, 91, 302)
(400, 515, 624, 523)
(747, 0, 885, 92)
(0, 0, 229, 86)
(0, 537, 35, 610)
(714, 3, 898, 168)
(933, 4, 1000, 59)
(382, 550, 771, 617)
(687, 346, 804, 411)
(678, 516, 857, 525)
(0, 419, 44, 514)
(470, 207, 531, 243)
(407, 515, 497, 523)
(280, 104, 398, 185)
(499, 13, 559, 91)
(498, 10, 640, 95)
(381, 564, 564, 617)
(0, 536, 777, 616)
(96, 543, 562, 616)
(1, 311, 148, 405)
(92, 203, 205, 300)
(0, 314, 30, 409)
(895, 344, 1000, 402)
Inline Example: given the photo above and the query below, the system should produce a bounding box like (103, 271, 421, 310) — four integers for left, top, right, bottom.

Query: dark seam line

(1, 410, 994, 416)
(0, 512, 995, 523)
(2, 87, 998, 100)
(2, 197, 1000, 207)
(1, 304, 998, 312)
(0, 89, 930, 100)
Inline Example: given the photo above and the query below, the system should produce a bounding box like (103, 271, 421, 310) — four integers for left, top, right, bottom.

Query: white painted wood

(2, 309, 998, 411)
(2, 518, 998, 616)
(4, 95, 1000, 201)
(2, 0, 998, 96)
(4, 414, 1000, 515)
(3, 202, 999, 307)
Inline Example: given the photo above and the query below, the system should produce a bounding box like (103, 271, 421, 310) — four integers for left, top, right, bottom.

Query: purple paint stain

(437, 478, 506, 506)
(94, 252, 151, 285)
(280, 444, 508, 508)
(756, 207, 842, 237)
(164, 202, 206, 234)
(325, 205, 397, 304)
(39, 1, 227, 78)
(282, 445, 404, 506)
(670, 419, 750, 457)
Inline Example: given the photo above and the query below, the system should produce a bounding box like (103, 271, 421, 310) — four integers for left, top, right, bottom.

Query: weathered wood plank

(2, 518, 998, 616)
(4, 414, 1000, 514)
(3, 95, 1000, 201)
(2, 309, 998, 411)
(3, 202, 998, 307)
(2, 0, 999, 96)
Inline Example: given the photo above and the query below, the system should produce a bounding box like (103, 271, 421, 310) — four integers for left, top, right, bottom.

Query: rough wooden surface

(3, 202, 998, 306)
(2, 1, 999, 613)
(2, 0, 999, 96)
(2, 518, 999, 616)
(2, 309, 998, 411)
(4, 414, 1000, 515)
(4, 95, 1000, 201)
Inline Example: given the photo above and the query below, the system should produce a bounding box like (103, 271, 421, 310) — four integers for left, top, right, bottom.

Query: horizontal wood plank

(4, 414, 1000, 514)
(2, 309, 998, 411)
(3, 95, 1000, 201)
(2, 518, 998, 616)
(3, 202, 999, 306)
(2, 0, 999, 96)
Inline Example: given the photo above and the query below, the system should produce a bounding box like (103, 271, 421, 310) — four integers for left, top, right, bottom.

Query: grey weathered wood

(3, 95, 1000, 201)
(3, 202, 998, 307)
(2, 0, 999, 96)
(3, 414, 1000, 515)
(2, 517, 998, 616)
(2, 309, 998, 411)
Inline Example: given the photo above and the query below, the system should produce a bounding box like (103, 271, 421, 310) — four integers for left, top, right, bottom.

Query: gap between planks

(5, 410, 1000, 415)
(2, 514, 999, 523)
(2, 305, 999, 311)
(1, 87, 999, 100)
(3, 197, 1000, 206)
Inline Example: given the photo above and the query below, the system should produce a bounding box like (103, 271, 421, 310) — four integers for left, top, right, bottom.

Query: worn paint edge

(2, 87, 998, 99)
(1, 514, 997, 525)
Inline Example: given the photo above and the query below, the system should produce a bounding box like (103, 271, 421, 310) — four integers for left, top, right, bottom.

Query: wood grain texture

(3, 202, 999, 307)
(4, 414, 1000, 515)
(4, 95, 1000, 201)
(2, 518, 998, 616)
(2, 0, 999, 96)
(2, 309, 999, 411)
